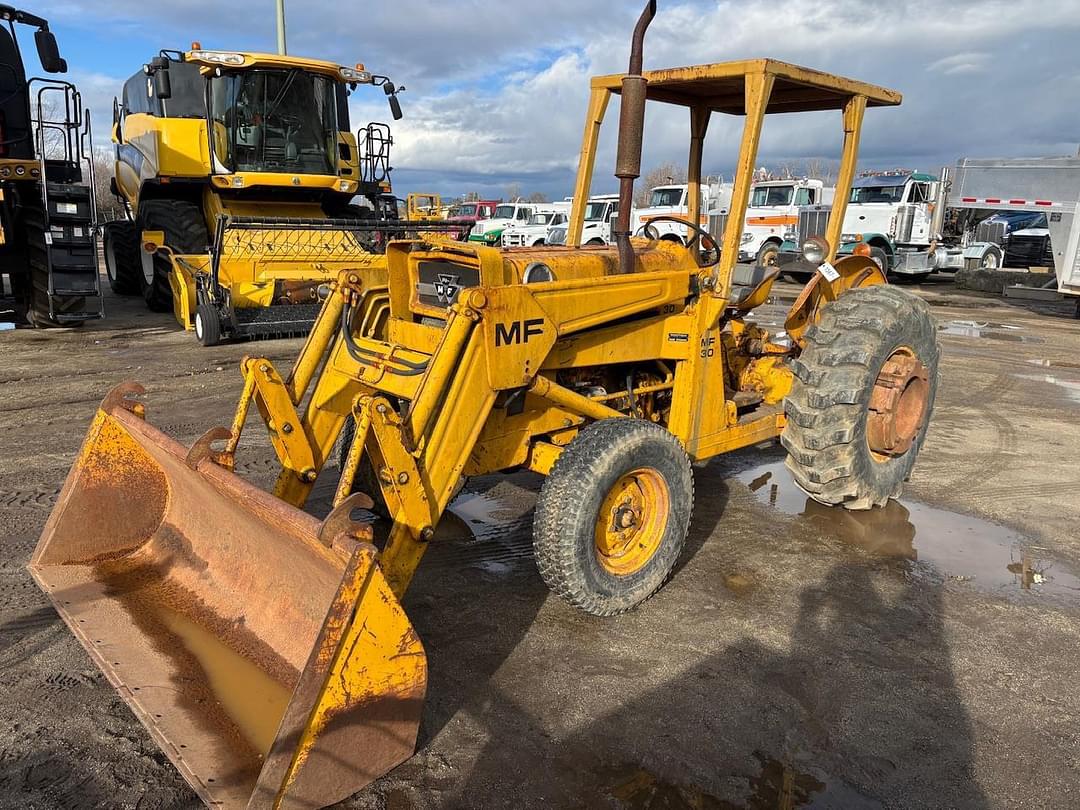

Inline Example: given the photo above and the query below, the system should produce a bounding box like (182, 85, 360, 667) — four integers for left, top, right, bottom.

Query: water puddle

(420, 492, 535, 574)
(737, 461, 1080, 604)
(156, 607, 291, 756)
(938, 320, 1044, 343)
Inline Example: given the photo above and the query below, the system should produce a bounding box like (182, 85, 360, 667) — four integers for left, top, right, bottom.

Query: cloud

(927, 53, 990, 76)
(33, 0, 1080, 198)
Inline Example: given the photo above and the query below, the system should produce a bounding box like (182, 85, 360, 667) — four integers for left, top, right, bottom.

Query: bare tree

(505, 182, 522, 202)
(635, 162, 687, 207)
(526, 191, 549, 203)
(92, 148, 125, 223)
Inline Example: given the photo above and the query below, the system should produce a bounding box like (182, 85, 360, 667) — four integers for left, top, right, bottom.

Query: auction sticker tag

(817, 261, 840, 282)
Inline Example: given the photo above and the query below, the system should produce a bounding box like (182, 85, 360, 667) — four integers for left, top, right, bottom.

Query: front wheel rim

(195, 312, 204, 340)
(593, 468, 670, 576)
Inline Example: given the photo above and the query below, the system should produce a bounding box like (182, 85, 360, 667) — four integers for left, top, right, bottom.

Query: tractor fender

(783, 255, 887, 349)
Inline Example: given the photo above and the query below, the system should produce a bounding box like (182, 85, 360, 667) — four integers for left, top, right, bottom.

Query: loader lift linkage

(31, 3, 940, 809)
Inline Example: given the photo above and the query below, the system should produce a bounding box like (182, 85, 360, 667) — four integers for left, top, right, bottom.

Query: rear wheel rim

(867, 347, 930, 460)
(593, 467, 670, 576)
(141, 249, 155, 286)
(105, 236, 118, 282)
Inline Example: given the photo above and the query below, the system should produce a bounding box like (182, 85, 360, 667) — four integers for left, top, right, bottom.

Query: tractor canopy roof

(593, 58, 900, 115)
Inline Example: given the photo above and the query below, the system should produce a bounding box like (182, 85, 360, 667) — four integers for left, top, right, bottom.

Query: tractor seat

(728, 263, 780, 310)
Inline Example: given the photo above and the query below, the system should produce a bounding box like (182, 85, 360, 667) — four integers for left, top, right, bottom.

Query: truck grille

(976, 220, 1007, 245)
(796, 206, 831, 242)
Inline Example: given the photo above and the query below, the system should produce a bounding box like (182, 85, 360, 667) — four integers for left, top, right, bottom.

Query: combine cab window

(209, 68, 337, 175)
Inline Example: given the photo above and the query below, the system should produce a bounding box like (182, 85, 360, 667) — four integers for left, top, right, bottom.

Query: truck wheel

(194, 303, 222, 347)
(964, 247, 1002, 271)
(756, 241, 780, 268)
(533, 418, 694, 616)
(103, 221, 142, 295)
(782, 285, 939, 510)
(137, 199, 208, 313)
(868, 246, 889, 273)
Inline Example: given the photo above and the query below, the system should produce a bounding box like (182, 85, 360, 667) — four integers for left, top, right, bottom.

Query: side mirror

(383, 81, 403, 120)
(34, 29, 65, 74)
(154, 69, 172, 100)
(112, 97, 124, 144)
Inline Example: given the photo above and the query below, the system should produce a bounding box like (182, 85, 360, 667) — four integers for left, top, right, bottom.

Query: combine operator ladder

(25, 78, 101, 323)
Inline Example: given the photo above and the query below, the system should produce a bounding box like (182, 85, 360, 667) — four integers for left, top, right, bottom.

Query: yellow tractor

(102, 46, 430, 344)
(32, 3, 938, 808)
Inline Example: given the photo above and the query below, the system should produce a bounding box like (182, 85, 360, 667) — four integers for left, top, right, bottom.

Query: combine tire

(102, 220, 142, 295)
(194, 303, 222, 347)
(782, 285, 939, 510)
(533, 418, 693, 616)
(137, 199, 208, 313)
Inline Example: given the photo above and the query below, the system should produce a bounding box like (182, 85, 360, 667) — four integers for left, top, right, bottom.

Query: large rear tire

(782, 285, 939, 510)
(103, 220, 142, 295)
(533, 419, 693, 616)
(137, 199, 207, 313)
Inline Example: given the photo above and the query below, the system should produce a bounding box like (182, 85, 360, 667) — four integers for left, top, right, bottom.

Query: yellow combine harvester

(32, 3, 938, 808)
(102, 46, 452, 344)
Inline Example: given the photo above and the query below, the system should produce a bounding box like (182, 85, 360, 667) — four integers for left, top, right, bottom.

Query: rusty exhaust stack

(614, 0, 657, 274)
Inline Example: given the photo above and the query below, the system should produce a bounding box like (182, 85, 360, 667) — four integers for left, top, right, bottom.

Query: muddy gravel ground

(1, 275, 1079, 809)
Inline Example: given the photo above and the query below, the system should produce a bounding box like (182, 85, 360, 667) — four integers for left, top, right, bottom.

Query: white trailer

(946, 158, 1080, 301)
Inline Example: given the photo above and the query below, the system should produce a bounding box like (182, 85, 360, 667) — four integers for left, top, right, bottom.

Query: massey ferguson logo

(433, 273, 461, 304)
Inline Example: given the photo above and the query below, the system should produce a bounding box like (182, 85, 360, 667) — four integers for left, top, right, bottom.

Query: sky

(13, 0, 1080, 200)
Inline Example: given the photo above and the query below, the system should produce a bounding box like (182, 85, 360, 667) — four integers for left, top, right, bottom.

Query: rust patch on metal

(867, 349, 930, 457)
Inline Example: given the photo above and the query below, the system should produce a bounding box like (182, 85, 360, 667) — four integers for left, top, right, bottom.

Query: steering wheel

(636, 216, 720, 267)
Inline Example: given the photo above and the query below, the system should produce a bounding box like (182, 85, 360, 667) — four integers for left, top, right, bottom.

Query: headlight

(741, 232, 754, 243)
(485, 231, 501, 239)
(840, 233, 862, 244)
(188, 50, 245, 65)
(339, 66, 372, 83)
(782, 230, 797, 241)
(801, 236, 830, 265)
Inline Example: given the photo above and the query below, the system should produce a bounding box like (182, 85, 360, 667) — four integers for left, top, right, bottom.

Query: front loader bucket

(29, 382, 426, 810)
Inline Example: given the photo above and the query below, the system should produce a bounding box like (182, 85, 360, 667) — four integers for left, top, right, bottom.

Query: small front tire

(533, 419, 694, 616)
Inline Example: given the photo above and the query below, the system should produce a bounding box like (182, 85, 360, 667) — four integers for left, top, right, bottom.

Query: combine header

(32, 3, 939, 808)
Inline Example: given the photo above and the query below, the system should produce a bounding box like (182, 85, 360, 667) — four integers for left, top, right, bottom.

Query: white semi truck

(631, 181, 731, 244)
(739, 177, 833, 266)
(781, 160, 1080, 282)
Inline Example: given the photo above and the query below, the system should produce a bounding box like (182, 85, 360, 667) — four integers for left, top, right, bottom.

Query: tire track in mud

(0, 486, 61, 510)
(941, 373, 1020, 492)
